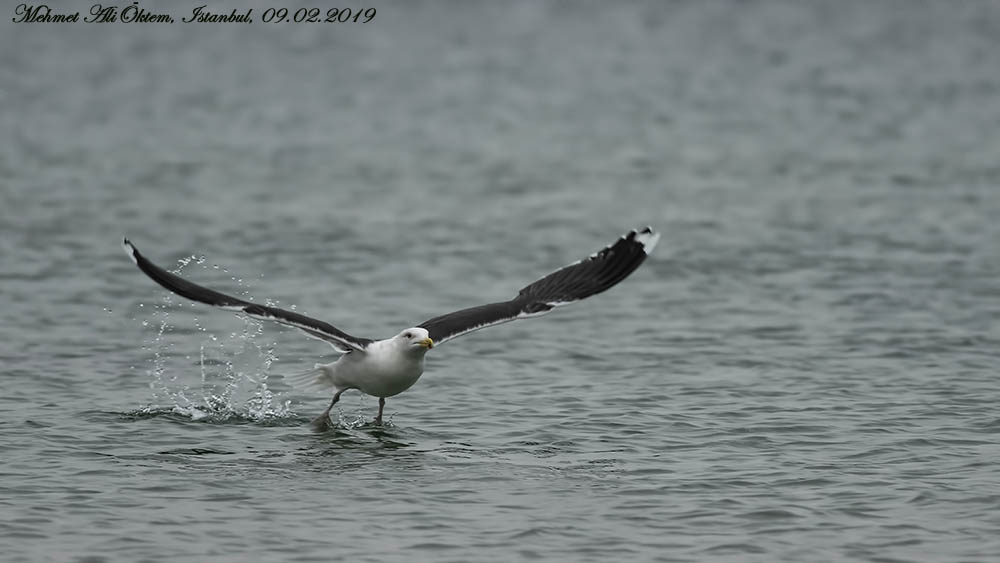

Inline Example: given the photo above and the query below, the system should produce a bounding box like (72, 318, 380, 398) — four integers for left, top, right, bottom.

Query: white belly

(335, 349, 426, 398)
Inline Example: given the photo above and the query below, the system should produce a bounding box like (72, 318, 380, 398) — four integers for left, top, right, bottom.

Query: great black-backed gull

(123, 227, 659, 428)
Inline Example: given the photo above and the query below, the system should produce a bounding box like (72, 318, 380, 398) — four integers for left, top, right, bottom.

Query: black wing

(123, 239, 373, 353)
(418, 227, 659, 345)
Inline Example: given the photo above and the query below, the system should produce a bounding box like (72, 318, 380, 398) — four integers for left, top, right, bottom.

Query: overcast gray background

(2, 2, 1000, 562)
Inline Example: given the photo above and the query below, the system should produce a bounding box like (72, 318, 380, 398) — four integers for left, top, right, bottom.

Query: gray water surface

(3, 2, 1000, 562)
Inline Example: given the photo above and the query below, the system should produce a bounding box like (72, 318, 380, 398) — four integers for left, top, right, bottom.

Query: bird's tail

(282, 363, 336, 391)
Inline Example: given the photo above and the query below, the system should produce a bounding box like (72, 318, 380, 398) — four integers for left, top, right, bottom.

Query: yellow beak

(419, 337, 434, 349)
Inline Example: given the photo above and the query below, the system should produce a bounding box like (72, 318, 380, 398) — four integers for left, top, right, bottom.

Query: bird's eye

(403, 332, 412, 339)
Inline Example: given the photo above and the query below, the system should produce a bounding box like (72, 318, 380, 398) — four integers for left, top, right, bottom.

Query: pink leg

(374, 397, 386, 425)
(311, 388, 347, 431)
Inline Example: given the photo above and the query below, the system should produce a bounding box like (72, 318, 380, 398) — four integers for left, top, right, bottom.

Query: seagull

(123, 227, 659, 429)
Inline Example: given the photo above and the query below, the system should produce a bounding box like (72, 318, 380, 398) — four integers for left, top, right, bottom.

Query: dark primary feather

(123, 239, 373, 352)
(418, 227, 658, 345)
(124, 227, 656, 352)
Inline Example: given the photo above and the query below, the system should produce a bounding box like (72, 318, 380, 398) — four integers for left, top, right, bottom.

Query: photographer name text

(13, 3, 376, 24)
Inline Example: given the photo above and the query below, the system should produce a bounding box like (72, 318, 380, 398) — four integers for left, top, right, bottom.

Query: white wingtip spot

(634, 227, 660, 255)
(122, 237, 139, 265)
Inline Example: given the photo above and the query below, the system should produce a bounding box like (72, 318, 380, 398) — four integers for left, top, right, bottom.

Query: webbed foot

(311, 412, 333, 432)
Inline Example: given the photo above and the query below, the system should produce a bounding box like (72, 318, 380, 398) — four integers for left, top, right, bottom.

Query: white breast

(338, 339, 426, 398)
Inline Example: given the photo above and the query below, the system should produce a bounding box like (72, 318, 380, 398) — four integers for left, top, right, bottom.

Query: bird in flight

(123, 227, 659, 429)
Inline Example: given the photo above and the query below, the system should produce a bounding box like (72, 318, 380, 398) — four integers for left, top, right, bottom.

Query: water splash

(134, 255, 295, 423)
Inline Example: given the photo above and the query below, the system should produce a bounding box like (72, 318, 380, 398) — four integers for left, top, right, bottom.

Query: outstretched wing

(418, 227, 659, 346)
(122, 239, 373, 353)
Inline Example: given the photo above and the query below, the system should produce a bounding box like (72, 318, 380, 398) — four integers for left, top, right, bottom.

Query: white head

(395, 327, 434, 353)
